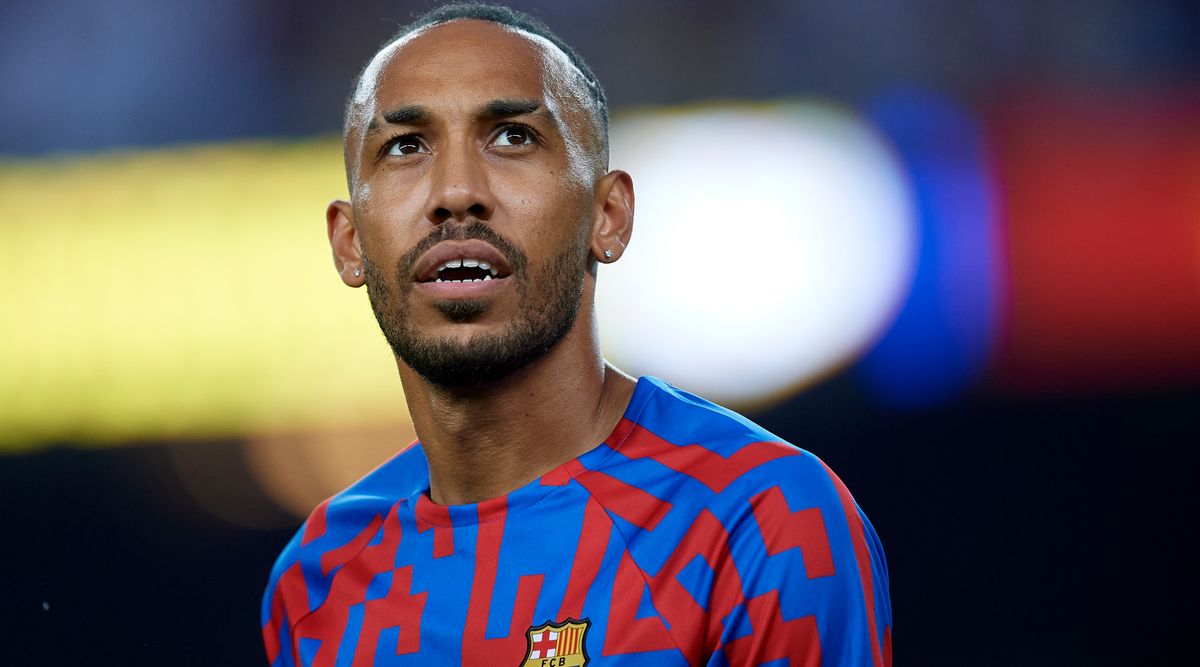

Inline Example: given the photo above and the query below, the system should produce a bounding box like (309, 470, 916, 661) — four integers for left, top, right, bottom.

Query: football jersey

(262, 376, 892, 666)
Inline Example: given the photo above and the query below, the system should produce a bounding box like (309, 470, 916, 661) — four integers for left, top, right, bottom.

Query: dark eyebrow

(480, 98, 556, 125)
(366, 104, 430, 135)
(364, 99, 555, 136)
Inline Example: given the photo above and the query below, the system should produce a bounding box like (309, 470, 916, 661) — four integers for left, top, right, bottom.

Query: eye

(491, 125, 535, 147)
(384, 135, 427, 157)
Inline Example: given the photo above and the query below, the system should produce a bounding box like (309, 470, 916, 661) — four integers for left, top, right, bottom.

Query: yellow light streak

(0, 140, 409, 450)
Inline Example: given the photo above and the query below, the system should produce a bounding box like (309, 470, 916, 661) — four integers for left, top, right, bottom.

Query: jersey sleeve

(711, 450, 892, 667)
(261, 523, 306, 667)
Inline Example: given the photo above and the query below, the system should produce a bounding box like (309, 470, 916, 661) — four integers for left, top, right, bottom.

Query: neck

(396, 316, 636, 505)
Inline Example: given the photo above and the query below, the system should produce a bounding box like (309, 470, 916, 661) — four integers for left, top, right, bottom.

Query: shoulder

(624, 377, 879, 545)
(622, 376, 789, 455)
(273, 442, 428, 570)
(260, 443, 429, 657)
(612, 376, 837, 502)
(586, 377, 870, 556)
(592, 378, 892, 662)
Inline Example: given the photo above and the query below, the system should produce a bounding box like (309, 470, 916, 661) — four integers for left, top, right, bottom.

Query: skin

(326, 20, 636, 505)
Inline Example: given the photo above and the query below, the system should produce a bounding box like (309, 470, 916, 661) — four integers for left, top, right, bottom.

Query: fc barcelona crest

(519, 618, 591, 667)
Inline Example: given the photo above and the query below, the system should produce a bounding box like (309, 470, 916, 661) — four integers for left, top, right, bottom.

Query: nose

(424, 140, 495, 224)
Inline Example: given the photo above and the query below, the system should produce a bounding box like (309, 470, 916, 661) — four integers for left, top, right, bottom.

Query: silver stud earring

(354, 267, 362, 277)
(603, 249, 613, 259)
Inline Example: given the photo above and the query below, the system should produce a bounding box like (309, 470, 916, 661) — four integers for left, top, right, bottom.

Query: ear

(590, 170, 634, 263)
(327, 199, 366, 287)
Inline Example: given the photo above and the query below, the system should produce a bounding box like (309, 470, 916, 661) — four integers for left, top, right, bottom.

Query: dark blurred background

(2, 1, 1198, 664)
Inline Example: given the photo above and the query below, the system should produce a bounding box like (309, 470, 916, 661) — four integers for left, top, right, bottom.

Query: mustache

(395, 220, 528, 284)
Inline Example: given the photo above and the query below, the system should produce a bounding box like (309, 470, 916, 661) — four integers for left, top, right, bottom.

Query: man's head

(343, 3, 610, 190)
(326, 3, 633, 388)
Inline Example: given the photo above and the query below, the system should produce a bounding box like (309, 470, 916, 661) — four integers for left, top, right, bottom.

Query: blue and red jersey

(262, 376, 892, 666)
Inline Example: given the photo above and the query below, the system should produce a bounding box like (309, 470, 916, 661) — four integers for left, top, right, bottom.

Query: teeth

(432, 258, 501, 281)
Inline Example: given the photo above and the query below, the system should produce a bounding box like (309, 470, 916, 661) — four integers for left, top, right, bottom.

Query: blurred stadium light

(598, 102, 918, 407)
(855, 90, 1002, 408)
(988, 91, 1200, 393)
(0, 141, 410, 450)
(4, 92, 1196, 452)
(0, 103, 925, 450)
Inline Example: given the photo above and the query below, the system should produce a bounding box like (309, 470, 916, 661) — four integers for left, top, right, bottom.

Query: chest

(289, 503, 719, 666)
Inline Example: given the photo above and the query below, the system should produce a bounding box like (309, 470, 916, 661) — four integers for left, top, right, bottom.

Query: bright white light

(598, 103, 916, 406)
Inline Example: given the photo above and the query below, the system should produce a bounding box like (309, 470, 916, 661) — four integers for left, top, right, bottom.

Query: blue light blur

(856, 90, 1002, 408)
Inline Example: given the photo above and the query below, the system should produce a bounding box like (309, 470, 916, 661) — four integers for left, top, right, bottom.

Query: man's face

(344, 20, 599, 387)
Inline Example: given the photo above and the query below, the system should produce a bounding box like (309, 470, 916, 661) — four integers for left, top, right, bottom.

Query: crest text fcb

(519, 618, 591, 667)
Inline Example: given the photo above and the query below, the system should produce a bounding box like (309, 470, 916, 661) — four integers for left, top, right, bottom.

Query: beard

(364, 220, 587, 388)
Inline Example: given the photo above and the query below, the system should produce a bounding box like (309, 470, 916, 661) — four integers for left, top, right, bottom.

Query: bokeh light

(856, 90, 1002, 408)
(598, 103, 918, 406)
(0, 141, 410, 449)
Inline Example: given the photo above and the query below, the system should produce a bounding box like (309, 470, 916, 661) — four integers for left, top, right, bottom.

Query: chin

(433, 299, 490, 323)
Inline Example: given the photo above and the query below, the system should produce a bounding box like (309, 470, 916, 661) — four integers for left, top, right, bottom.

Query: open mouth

(424, 258, 509, 283)
(413, 239, 517, 288)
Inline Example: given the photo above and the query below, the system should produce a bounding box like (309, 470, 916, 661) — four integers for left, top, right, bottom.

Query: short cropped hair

(343, 2, 609, 170)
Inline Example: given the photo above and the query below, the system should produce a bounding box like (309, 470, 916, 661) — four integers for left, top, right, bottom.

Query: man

(262, 3, 891, 665)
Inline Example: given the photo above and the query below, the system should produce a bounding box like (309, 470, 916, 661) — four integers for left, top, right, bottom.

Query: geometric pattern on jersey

(262, 376, 893, 666)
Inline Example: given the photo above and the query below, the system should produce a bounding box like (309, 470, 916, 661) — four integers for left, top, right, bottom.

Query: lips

(414, 240, 514, 284)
